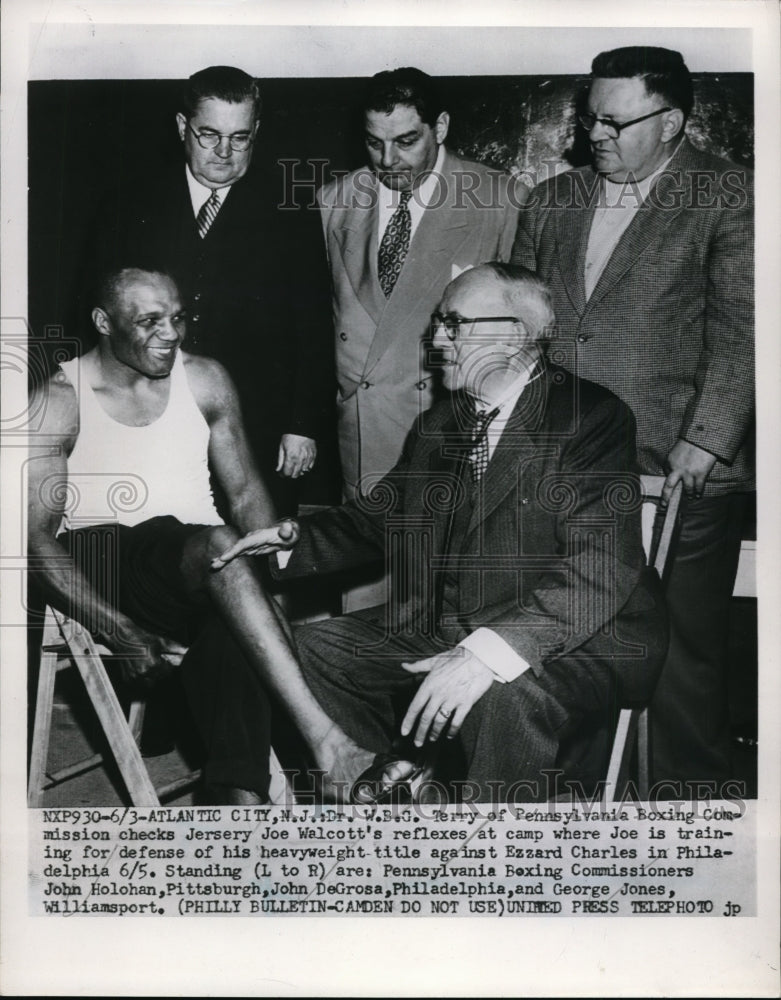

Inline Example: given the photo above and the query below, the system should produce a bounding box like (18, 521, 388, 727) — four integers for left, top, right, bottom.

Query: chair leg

(28, 649, 58, 808)
(59, 617, 159, 807)
(606, 708, 634, 803)
(128, 700, 146, 743)
(636, 707, 650, 800)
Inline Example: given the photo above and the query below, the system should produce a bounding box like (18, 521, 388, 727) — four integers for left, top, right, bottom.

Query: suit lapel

(464, 368, 551, 537)
(333, 172, 386, 327)
(556, 168, 598, 318)
(157, 168, 200, 245)
(364, 151, 472, 375)
(582, 140, 690, 312)
(426, 409, 470, 554)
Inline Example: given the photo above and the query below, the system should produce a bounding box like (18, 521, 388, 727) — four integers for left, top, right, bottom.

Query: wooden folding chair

(28, 606, 295, 807)
(27, 606, 200, 806)
(605, 475, 683, 801)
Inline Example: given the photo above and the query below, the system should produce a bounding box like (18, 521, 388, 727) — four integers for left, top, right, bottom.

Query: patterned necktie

(196, 189, 222, 239)
(468, 406, 500, 483)
(377, 190, 412, 297)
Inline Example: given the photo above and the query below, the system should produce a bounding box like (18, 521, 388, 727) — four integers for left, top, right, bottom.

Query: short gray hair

(478, 262, 556, 343)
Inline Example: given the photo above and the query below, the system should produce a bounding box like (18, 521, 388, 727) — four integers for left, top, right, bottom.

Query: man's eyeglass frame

(431, 313, 521, 342)
(577, 106, 672, 139)
(185, 120, 256, 152)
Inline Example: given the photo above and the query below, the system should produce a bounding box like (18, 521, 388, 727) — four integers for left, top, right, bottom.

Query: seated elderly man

(213, 263, 668, 802)
(27, 263, 373, 804)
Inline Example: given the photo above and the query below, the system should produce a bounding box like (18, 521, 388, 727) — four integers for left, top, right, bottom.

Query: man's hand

(663, 438, 718, 504)
(210, 518, 300, 569)
(400, 648, 495, 747)
(277, 434, 317, 479)
(109, 621, 185, 688)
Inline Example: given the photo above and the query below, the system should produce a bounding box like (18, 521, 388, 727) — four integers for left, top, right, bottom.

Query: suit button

(415, 381, 427, 391)
(194, 292, 201, 302)
(360, 380, 372, 389)
(577, 335, 588, 343)
(192, 314, 200, 323)
(339, 332, 348, 341)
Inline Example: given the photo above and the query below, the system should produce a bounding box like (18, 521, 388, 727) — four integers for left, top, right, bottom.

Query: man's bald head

(95, 265, 178, 317)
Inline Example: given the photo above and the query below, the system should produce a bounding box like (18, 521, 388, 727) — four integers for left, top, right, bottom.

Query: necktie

(377, 190, 412, 297)
(196, 189, 222, 239)
(468, 406, 500, 483)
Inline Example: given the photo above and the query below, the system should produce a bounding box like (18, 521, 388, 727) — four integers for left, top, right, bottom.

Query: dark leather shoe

(350, 755, 425, 804)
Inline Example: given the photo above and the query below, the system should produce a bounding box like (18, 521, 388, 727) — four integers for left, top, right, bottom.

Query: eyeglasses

(578, 106, 672, 139)
(185, 120, 255, 152)
(431, 313, 520, 342)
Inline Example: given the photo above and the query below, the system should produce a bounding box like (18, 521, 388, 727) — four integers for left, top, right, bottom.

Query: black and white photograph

(2, 1, 779, 996)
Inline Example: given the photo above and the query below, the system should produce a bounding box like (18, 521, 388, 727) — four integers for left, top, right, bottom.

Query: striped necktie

(196, 189, 222, 239)
(377, 190, 412, 297)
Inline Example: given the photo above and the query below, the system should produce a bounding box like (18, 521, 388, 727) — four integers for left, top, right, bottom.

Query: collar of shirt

(185, 165, 230, 216)
(471, 362, 543, 460)
(377, 144, 446, 242)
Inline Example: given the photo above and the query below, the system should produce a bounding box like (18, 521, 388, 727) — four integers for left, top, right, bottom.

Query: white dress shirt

(185, 165, 229, 217)
(376, 145, 446, 243)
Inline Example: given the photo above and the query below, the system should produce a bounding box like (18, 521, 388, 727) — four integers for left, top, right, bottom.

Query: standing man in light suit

(512, 46, 754, 792)
(319, 67, 522, 502)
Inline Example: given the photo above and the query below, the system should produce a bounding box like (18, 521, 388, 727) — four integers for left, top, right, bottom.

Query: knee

(199, 524, 240, 560)
(182, 525, 241, 587)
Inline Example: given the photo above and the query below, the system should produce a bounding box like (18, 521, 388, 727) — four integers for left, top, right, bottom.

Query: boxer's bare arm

(184, 354, 278, 533)
(26, 376, 175, 684)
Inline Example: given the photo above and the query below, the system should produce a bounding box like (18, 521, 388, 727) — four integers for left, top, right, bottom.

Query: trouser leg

(293, 606, 438, 755)
(651, 493, 749, 791)
(457, 650, 616, 803)
(295, 573, 666, 804)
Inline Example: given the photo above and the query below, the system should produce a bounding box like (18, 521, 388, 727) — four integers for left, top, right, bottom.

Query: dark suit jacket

(276, 364, 662, 702)
(511, 139, 754, 495)
(86, 160, 334, 472)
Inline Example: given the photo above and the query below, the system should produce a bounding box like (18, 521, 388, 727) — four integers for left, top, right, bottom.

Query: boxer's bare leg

(181, 525, 374, 800)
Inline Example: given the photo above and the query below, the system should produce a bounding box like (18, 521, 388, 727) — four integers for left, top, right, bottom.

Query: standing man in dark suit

(512, 46, 754, 792)
(213, 265, 667, 802)
(89, 66, 334, 513)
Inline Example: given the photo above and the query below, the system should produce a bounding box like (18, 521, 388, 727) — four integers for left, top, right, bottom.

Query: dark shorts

(57, 516, 271, 796)
(59, 516, 210, 645)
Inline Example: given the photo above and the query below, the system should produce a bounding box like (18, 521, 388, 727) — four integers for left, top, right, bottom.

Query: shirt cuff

(458, 628, 532, 683)
(276, 549, 293, 569)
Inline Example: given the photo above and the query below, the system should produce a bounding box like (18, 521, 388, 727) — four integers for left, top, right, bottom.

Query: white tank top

(58, 353, 222, 531)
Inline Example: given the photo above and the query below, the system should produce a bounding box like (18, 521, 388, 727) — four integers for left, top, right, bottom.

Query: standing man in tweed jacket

(512, 46, 754, 792)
